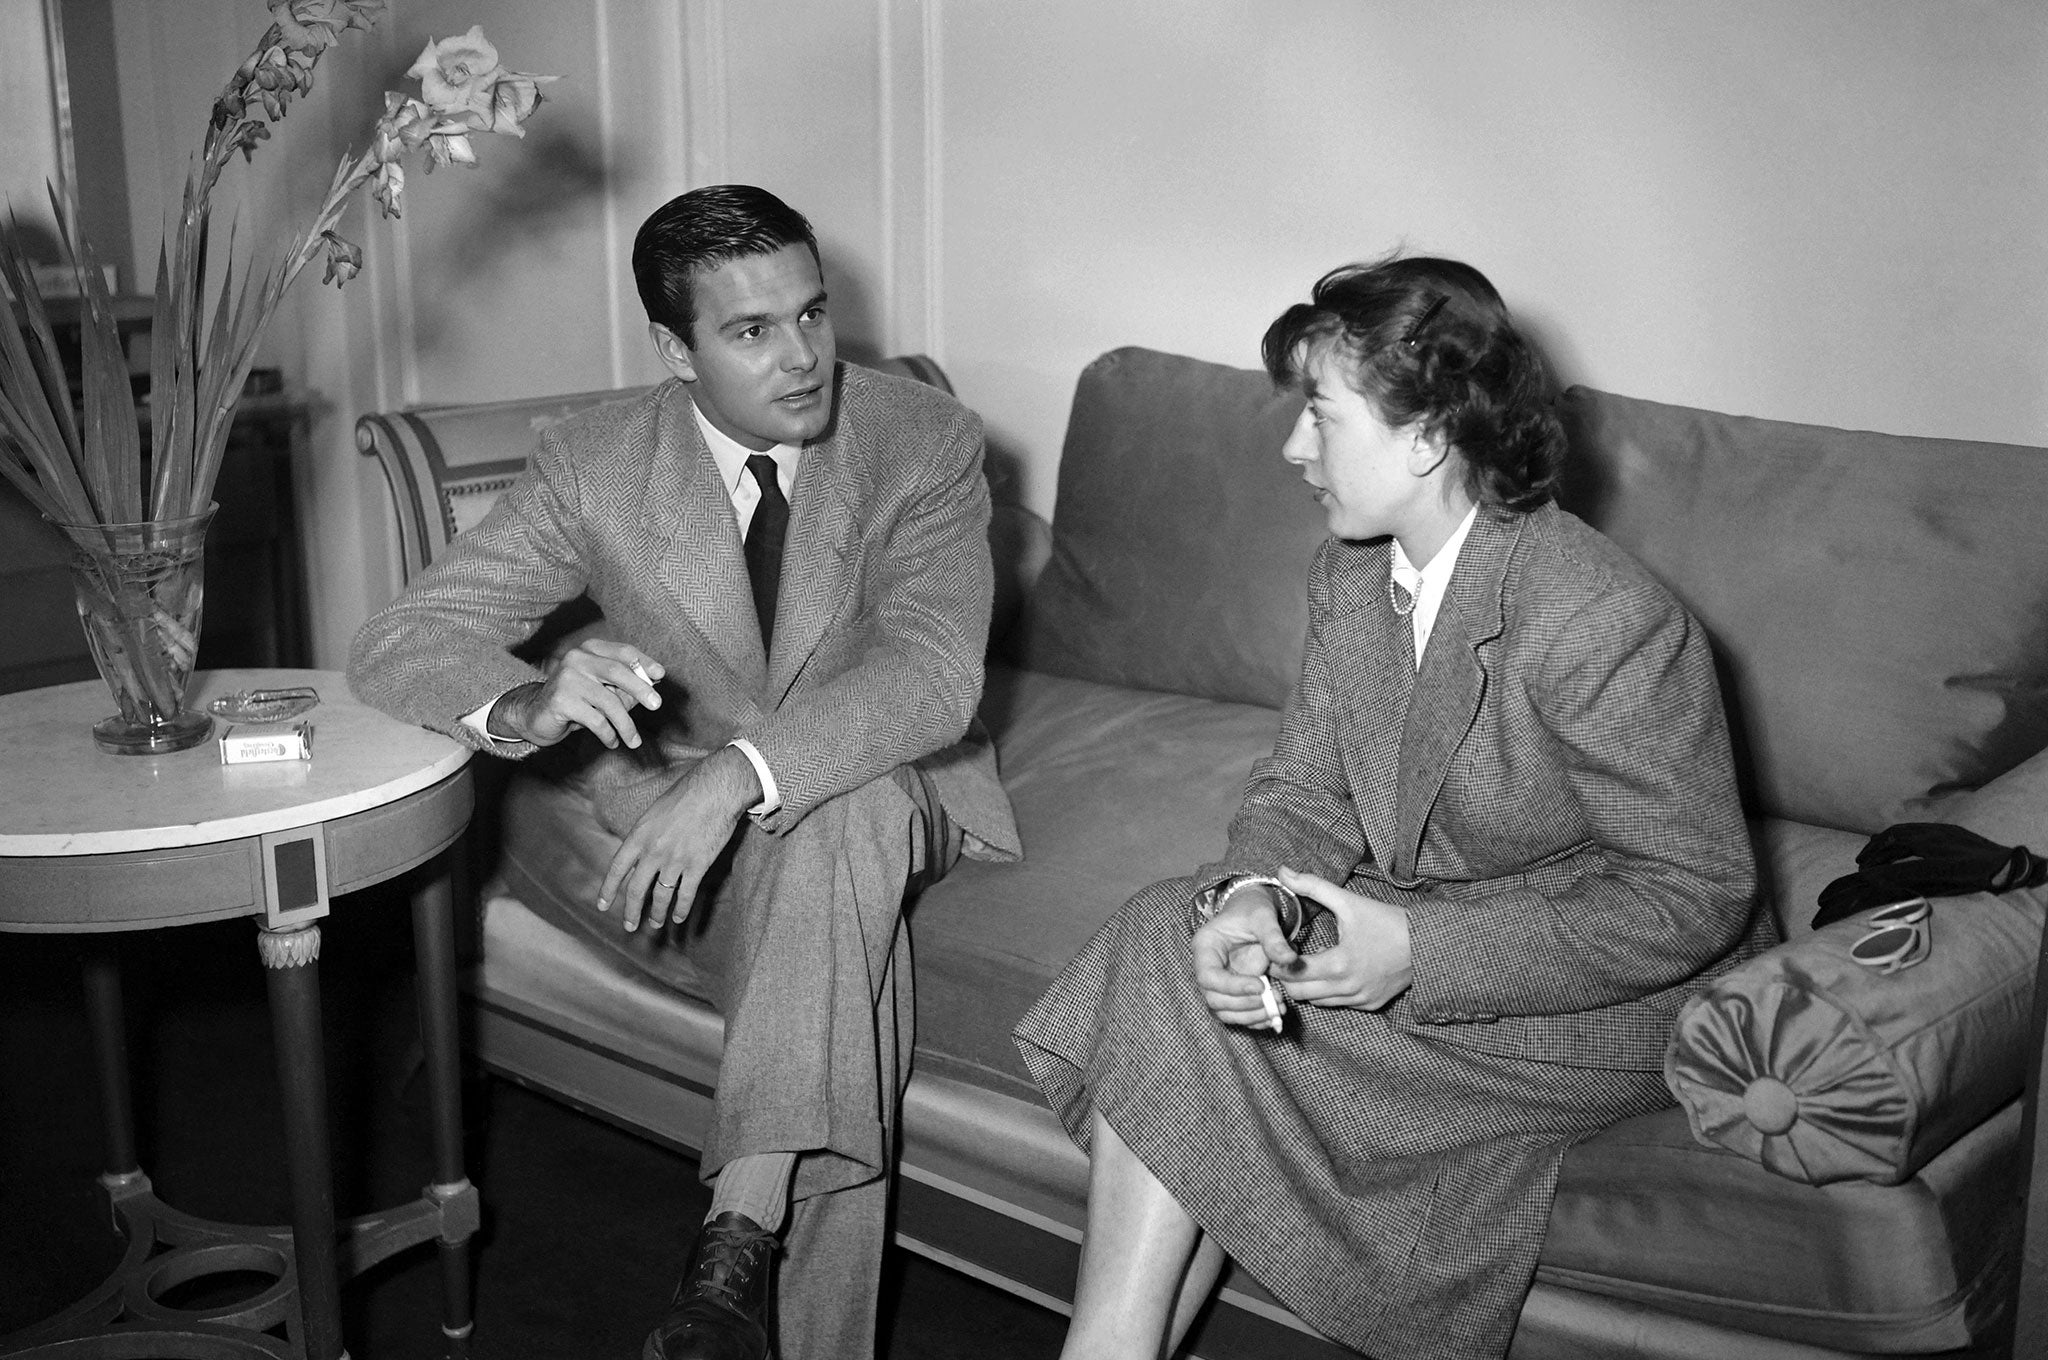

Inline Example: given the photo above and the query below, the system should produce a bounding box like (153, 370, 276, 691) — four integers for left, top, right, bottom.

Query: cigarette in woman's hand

(1257, 975, 1285, 1033)
(631, 661, 653, 687)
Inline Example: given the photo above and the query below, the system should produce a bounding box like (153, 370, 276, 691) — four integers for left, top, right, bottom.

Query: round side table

(0, 670, 478, 1360)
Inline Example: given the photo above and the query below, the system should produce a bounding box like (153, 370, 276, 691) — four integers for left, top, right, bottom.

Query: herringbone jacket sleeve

(347, 425, 593, 755)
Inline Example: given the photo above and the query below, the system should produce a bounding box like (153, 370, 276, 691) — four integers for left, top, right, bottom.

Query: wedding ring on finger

(1849, 896, 1932, 975)
(654, 876, 679, 895)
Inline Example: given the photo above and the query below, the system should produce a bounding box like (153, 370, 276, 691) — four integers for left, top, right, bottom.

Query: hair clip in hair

(1402, 295, 1447, 349)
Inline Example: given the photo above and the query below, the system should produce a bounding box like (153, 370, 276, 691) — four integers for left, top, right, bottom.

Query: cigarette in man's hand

(620, 660, 660, 709)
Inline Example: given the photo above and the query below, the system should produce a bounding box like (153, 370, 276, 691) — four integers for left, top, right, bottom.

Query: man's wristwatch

(1194, 873, 1317, 947)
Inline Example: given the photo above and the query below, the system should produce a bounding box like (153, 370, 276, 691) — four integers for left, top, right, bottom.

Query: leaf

(188, 251, 286, 515)
(190, 238, 250, 510)
(70, 228, 144, 522)
(0, 224, 96, 521)
(146, 237, 181, 518)
(0, 436, 73, 523)
(151, 162, 208, 521)
(0, 380, 94, 522)
(41, 188, 133, 522)
(0, 266, 62, 457)
(0, 209, 85, 476)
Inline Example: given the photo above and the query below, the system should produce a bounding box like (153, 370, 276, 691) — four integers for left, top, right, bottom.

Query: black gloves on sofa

(1813, 821, 2046, 928)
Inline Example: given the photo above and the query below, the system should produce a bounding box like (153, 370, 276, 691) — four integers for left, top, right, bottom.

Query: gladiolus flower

(371, 160, 405, 217)
(319, 231, 363, 286)
(406, 27, 556, 139)
(408, 27, 502, 123)
(425, 133, 477, 170)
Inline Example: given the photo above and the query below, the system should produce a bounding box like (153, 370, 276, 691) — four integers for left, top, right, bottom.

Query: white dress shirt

(1389, 504, 1479, 669)
(696, 403, 800, 541)
(460, 402, 802, 815)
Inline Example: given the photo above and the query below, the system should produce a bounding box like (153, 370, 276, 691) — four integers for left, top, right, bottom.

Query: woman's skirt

(1014, 878, 1672, 1360)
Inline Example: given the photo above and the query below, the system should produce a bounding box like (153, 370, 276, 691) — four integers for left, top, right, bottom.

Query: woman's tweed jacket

(349, 365, 1019, 857)
(1205, 501, 1771, 1068)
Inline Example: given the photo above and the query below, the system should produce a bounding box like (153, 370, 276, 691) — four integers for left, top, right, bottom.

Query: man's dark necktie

(743, 454, 788, 648)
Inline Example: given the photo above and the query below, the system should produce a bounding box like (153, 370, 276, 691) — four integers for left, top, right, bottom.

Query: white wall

(1, 0, 68, 242)
(0, 0, 66, 241)
(98, 0, 2048, 662)
(930, 0, 2048, 513)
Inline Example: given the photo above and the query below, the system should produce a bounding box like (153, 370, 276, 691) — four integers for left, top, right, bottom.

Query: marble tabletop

(0, 669, 468, 857)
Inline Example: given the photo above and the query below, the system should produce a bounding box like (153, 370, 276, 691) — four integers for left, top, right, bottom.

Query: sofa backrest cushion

(1009, 347, 1323, 708)
(1010, 351, 2048, 829)
(1559, 389, 2048, 834)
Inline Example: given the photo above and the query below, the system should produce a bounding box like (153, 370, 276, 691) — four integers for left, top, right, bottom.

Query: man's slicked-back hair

(632, 185, 820, 346)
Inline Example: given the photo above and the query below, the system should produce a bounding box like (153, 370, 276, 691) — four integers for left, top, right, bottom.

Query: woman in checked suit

(1015, 256, 1772, 1360)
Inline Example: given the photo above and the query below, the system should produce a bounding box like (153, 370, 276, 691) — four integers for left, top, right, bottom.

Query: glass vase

(53, 507, 218, 755)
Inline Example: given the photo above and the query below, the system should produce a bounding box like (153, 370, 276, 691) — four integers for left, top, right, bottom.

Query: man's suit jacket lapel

(642, 387, 770, 690)
(1389, 510, 1519, 882)
(766, 421, 860, 700)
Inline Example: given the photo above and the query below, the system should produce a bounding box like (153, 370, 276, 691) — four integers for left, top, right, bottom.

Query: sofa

(357, 346, 2048, 1359)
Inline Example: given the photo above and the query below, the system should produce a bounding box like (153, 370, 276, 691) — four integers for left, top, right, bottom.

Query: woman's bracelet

(1193, 873, 1316, 947)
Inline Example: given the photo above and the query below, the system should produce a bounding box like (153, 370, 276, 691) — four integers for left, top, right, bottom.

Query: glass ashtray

(209, 686, 321, 724)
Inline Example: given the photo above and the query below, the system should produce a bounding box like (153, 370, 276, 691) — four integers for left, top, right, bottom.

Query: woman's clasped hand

(1193, 866, 1415, 1023)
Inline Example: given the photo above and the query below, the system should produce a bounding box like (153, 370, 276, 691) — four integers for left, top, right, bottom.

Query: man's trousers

(513, 760, 960, 1360)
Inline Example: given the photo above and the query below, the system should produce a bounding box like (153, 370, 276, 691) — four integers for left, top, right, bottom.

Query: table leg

(79, 947, 139, 1182)
(411, 855, 475, 1358)
(260, 922, 347, 1360)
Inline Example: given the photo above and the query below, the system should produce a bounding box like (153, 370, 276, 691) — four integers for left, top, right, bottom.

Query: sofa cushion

(1537, 1101, 2021, 1353)
(1666, 742, 2048, 1186)
(910, 665, 1281, 1096)
(1921, 742, 2048, 854)
(1664, 889, 2042, 1186)
(1008, 347, 1324, 708)
(1749, 817, 1866, 943)
(1559, 388, 2048, 834)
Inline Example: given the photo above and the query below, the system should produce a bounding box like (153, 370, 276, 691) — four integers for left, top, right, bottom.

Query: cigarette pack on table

(219, 721, 315, 764)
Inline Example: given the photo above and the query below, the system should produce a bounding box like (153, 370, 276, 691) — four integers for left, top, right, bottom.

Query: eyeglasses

(1848, 897, 1931, 975)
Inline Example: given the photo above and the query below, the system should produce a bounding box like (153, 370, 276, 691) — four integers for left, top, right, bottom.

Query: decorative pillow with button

(1664, 878, 2044, 1186)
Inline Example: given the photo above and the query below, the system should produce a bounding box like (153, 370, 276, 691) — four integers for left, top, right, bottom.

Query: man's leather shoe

(641, 1211, 777, 1360)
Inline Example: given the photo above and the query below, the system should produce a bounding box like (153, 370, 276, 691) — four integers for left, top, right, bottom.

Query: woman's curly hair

(1261, 255, 1565, 511)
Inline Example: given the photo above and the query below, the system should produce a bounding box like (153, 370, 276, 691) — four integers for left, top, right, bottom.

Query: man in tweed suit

(349, 186, 1018, 1360)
